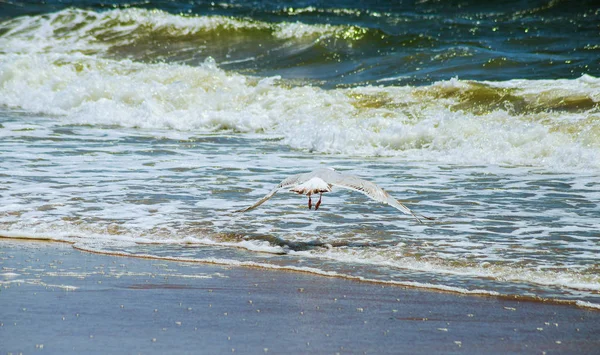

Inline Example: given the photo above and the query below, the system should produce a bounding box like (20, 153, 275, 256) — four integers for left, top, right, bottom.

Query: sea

(1, 0, 599, 309)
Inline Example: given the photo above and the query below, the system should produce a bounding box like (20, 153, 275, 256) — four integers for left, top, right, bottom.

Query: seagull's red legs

(308, 195, 312, 209)
(315, 193, 322, 210)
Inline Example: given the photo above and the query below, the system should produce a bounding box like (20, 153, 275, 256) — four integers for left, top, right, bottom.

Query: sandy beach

(1, 239, 598, 354)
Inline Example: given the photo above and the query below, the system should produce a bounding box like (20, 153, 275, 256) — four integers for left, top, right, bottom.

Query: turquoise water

(1, 1, 599, 308)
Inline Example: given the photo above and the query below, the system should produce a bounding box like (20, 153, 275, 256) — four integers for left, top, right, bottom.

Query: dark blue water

(2, 0, 598, 87)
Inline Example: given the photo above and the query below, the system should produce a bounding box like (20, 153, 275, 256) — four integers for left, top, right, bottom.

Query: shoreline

(3, 235, 598, 311)
(2, 239, 600, 354)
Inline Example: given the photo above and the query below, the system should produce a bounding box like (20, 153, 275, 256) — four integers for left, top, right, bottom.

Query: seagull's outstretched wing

(234, 172, 309, 212)
(326, 171, 427, 223)
(234, 187, 280, 212)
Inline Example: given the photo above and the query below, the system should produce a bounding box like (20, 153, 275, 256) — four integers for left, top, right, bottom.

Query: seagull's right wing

(233, 172, 309, 212)
(327, 171, 426, 223)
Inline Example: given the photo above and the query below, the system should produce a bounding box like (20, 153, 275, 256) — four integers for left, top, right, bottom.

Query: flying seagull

(234, 167, 432, 223)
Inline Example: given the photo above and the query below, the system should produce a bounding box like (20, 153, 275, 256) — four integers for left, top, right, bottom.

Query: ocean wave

(3, 7, 597, 86)
(0, 8, 367, 56)
(0, 51, 598, 171)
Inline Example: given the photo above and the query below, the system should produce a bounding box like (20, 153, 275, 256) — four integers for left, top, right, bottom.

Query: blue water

(2, 0, 599, 87)
(1, 0, 599, 308)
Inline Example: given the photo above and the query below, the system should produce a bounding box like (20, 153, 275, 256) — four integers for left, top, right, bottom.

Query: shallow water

(1, 1, 599, 309)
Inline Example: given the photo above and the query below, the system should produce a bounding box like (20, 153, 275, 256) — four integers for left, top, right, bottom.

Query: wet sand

(1, 239, 599, 354)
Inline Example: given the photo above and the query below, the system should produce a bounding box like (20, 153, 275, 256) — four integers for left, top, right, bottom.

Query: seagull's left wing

(234, 187, 280, 212)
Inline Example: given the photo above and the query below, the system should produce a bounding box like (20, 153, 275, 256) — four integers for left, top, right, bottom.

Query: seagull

(234, 167, 432, 223)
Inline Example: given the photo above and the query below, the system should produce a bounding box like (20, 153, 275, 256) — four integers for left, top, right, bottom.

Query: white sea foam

(0, 277, 79, 291)
(0, 272, 20, 279)
(0, 50, 598, 171)
(289, 244, 600, 292)
(575, 300, 600, 310)
(1, 8, 598, 171)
